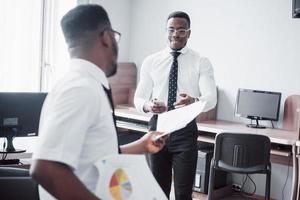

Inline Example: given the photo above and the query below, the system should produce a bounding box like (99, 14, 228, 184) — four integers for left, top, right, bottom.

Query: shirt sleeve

(198, 57, 217, 112)
(134, 57, 154, 113)
(32, 86, 97, 169)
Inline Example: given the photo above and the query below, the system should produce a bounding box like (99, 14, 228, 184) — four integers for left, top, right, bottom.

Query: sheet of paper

(155, 101, 207, 140)
(94, 154, 167, 200)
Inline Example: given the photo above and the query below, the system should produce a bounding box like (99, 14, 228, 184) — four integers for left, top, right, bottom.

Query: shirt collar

(167, 45, 189, 55)
(69, 58, 110, 89)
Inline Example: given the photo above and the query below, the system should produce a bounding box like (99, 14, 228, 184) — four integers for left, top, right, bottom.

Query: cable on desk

(1, 141, 8, 160)
(281, 154, 292, 200)
(271, 120, 275, 128)
(2, 153, 8, 160)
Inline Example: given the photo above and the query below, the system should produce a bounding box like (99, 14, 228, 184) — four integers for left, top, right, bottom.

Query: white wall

(130, 0, 300, 126)
(128, 0, 300, 199)
(89, 0, 132, 62)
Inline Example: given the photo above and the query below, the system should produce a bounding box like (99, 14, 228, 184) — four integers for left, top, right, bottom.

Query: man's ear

(99, 30, 113, 48)
(187, 30, 191, 39)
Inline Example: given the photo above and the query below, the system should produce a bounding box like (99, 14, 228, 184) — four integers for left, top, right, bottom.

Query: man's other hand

(174, 93, 195, 108)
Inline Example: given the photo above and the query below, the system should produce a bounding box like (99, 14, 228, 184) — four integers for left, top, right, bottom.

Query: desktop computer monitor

(293, 0, 300, 18)
(0, 92, 47, 153)
(235, 88, 281, 128)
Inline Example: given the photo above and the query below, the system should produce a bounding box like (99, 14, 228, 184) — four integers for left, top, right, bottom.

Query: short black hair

(167, 11, 191, 28)
(61, 4, 111, 48)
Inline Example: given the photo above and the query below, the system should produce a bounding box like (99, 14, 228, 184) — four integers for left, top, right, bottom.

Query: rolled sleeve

(134, 58, 154, 113)
(198, 57, 217, 112)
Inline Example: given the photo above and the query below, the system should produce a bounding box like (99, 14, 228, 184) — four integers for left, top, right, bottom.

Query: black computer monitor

(293, 0, 300, 18)
(235, 88, 281, 128)
(0, 92, 47, 153)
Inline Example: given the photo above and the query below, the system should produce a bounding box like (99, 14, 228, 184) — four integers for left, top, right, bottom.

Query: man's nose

(171, 30, 180, 37)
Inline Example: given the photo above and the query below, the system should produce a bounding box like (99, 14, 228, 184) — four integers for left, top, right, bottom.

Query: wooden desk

(0, 152, 32, 168)
(115, 106, 150, 133)
(115, 106, 299, 200)
(0, 137, 36, 167)
(115, 106, 297, 149)
(197, 120, 297, 145)
(115, 107, 296, 162)
(197, 120, 297, 159)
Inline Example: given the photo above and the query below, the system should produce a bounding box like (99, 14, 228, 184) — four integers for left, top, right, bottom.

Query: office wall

(128, 0, 300, 199)
(87, 0, 132, 62)
(129, 0, 300, 126)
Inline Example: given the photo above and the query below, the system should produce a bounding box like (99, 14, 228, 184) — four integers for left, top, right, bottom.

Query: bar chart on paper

(109, 168, 133, 200)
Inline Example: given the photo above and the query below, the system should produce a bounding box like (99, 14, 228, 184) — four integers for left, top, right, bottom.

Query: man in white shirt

(30, 4, 165, 200)
(134, 11, 217, 200)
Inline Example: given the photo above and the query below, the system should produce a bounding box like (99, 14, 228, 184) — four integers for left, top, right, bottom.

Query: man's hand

(174, 93, 195, 108)
(143, 99, 167, 113)
(139, 131, 166, 153)
(120, 131, 166, 154)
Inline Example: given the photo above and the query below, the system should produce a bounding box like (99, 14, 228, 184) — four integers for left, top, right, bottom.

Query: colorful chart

(109, 168, 133, 200)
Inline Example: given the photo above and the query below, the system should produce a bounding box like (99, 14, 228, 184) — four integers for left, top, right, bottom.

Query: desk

(197, 120, 297, 145)
(115, 106, 298, 153)
(0, 137, 36, 167)
(115, 106, 150, 133)
(197, 120, 297, 158)
(115, 106, 299, 200)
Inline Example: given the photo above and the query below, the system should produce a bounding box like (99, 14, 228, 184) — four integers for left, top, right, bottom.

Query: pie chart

(109, 168, 133, 200)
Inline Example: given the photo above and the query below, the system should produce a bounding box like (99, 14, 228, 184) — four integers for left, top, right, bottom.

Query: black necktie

(102, 85, 117, 127)
(167, 51, 181, 111)
(102, 85, 121, 153)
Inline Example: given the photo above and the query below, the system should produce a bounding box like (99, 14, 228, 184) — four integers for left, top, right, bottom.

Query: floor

(170, 187, 263, 200)
(169, 183, 207, 200)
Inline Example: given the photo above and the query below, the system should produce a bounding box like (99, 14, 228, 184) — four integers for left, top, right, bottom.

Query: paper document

(155, 101, 207, 140)
(94, 154, 167, 200)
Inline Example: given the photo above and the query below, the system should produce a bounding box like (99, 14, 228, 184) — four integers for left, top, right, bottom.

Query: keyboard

(0, 159, 20, 165)
(116, 117, 148, 133)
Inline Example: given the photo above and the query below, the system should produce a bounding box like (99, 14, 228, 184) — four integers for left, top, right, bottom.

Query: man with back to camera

(30, 4, 166, 200)
(134, 11, 217, 200)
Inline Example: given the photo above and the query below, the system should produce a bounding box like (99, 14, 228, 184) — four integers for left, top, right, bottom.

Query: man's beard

(107, 62, 117, 77)
(107, 41, 118, 77)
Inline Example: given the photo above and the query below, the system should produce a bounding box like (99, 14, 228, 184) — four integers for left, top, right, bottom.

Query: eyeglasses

(167, 28, 190, 37)
(100, 27, 121, 43)
(110, 29, 121, 43)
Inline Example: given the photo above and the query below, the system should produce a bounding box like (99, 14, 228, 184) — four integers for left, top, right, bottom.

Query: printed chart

(109, 168, 132, 200)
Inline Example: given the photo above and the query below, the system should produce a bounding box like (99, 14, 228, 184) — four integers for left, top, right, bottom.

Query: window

(0, 0, 43, 92)
(0, 0, 76, 92)
(41, 0, 77, 91)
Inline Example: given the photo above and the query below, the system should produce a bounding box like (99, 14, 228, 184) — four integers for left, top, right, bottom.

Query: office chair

(0, 167, 39, 200)
(207, 132, 271, 200)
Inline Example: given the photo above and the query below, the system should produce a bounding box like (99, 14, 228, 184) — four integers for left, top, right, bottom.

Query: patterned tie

(167, 51, 181, 111)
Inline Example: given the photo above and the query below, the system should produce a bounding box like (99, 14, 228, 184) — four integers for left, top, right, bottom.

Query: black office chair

(207, 132, 271, 200)
(0, 167, 39, 200)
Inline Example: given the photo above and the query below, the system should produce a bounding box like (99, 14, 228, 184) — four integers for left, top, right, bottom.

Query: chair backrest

(108, 62, 137, 106)
(0, 167, 39, 200)
(213, 132, 271, 173)
(282, 95, 300, 131)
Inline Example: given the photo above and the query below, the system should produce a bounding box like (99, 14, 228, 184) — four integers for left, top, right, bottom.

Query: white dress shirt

(32, 58, 119, 199)
(134, 46, 217, 113)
